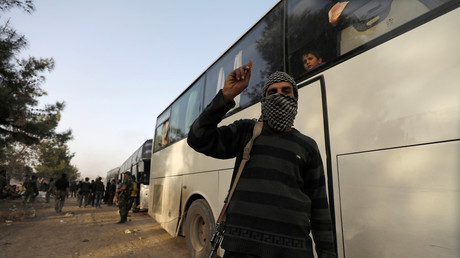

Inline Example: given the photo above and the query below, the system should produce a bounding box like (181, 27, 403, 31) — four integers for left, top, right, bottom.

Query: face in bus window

(302, 53, 323, 71)
(265, 82, 295, 97)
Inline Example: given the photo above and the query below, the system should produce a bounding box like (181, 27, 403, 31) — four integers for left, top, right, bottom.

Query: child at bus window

(302, 50, 323, 71)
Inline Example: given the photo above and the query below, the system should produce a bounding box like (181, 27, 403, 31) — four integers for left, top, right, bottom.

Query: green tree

(0, 0, 79, 181)
(0, 0, 64, 159)
(3, 142, 36, 181)
(35, 135, 80, 181)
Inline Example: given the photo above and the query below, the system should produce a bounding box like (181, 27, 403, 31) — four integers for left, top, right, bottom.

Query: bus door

(295, 75, 336, 245)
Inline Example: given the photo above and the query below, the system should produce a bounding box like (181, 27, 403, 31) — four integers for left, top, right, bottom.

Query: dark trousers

(94, 191, 103, 208)
(78, 192, 89, 207)
(55, 190, 66, 212)
(118, 195, 129, 221)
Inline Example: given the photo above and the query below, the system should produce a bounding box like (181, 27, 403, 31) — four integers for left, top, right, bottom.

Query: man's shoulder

(290, 129, 320, 150)
(232, 118, 258, 131)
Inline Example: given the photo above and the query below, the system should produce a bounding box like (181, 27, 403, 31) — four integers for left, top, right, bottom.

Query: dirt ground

(0, 194, 190, 258)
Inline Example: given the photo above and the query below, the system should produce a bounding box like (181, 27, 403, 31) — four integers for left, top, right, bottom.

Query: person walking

(115, 173, 133, 224)
(188, 61, 336, 258)
(93, 177, 105, 208)
(89, 179, 95, 207)
(0, 169, 7, 199)
(45, 177, 54, 203)
(78, 177, 91, 208)
(127, 175, 139, 212)
(22, 175, 38, 205)
(103, 180, 110, 204)
(107, 179, 116, 206)
(70, 181, 77, 198)
(53, 174, 70, 213)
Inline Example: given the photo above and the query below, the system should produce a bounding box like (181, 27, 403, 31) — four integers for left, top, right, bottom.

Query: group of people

(1, 170, 140, 224)
(0, 170, 21, 200)
(73, 173, 139, 224)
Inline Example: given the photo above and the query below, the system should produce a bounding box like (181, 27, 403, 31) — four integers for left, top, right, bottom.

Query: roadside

(0, 195, 189, 258)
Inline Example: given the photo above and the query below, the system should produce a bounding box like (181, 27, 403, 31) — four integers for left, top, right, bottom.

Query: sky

(4, 0, 279, 179)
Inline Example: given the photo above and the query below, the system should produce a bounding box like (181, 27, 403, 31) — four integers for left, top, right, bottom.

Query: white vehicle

(149, 1, 460, 257)
(105, 167, 120, 185)
(120, 139, 152, 211)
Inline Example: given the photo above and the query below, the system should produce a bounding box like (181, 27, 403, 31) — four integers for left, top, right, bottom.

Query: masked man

(188, 61, 336, 258)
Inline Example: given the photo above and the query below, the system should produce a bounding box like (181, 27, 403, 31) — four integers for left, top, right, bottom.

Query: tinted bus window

(287, 0, 452, 80)
(286, 0, 338, 80)
(154, 109, 170, 151)
(336, 0, 447, 54)
(203, 3, 284, 112)
(169, 77, 204, 144)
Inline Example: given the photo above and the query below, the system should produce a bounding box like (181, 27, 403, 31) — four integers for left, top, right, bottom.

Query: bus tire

(185, 199, 215, 258)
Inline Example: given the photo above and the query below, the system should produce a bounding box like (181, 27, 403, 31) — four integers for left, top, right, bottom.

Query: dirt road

(0, 195, 189, 258)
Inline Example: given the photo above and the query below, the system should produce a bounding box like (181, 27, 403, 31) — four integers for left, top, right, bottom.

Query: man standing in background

(93, 177, 105, 208)
(45, 177, 54, 203)
(54, 174, 70, 213)
(116, 172, 133, 224)
(23, 175, 38, 205)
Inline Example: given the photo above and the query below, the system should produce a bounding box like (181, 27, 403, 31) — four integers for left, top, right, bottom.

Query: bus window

(286, 0, 338, 80)
(203, 2, 283, 112)
(336, 0, 447, 54)
(154, 109, 170, 151)
(185, 78, 204, 134)
(169, 78, 204, 144)
(161, 120, 169, 146)
(154, 120, 169, 151)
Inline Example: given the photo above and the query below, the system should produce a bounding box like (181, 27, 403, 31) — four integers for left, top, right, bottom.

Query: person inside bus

(302, 49, 324, 71)
(188, 61, 336, 258)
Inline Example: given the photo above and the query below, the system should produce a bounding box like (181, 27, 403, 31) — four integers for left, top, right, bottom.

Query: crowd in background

(0, 170, 141, 215)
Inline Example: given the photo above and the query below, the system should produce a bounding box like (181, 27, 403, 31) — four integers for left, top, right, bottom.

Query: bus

(148, 1, 460, 257)
(105, 167, 120, 185)
(120, 139, 152, 211)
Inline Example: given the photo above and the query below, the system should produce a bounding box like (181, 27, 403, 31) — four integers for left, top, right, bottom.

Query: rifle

(209, 221, 225, 257)
(207, 122, 263, 258)
(208, 202, 228, 258)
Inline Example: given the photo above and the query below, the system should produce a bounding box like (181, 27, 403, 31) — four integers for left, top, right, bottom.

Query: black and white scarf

(260, 71, 298, 132)
(261, 93, 298, 132)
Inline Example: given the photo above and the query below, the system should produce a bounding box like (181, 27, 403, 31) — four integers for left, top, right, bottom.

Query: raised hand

(222, 60, 252, 103)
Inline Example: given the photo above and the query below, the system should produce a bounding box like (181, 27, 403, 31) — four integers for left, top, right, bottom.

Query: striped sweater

(187, 91, 336, 258)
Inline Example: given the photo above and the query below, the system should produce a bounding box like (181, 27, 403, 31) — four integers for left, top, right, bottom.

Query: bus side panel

(182, 172, 219, 218)
(322, 7, 460, 257)
(325, 7, 460, 156)
(338, 141, 460, 257)
(149, 176, 182, 236)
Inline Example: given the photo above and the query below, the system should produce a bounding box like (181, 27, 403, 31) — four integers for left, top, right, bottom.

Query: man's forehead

(267, 81, 293, 89)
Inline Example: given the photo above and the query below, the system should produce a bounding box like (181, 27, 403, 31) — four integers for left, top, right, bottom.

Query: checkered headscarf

(262, 71, 298, 100)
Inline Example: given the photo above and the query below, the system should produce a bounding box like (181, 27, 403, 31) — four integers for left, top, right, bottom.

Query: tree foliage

(0, 0, 79, 181)
(35, 136, 80, 181)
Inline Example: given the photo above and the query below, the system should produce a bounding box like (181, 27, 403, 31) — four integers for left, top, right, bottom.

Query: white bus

(149, 1, 460, 257)
(105, 167, 120, 185)
(120, 139, 152, 211)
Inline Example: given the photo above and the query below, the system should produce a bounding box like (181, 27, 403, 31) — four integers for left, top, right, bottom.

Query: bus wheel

(185, 199, 215, 258)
